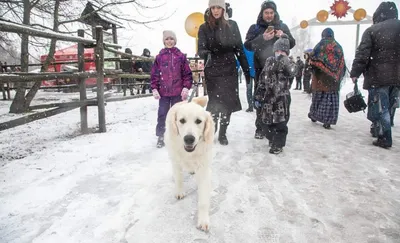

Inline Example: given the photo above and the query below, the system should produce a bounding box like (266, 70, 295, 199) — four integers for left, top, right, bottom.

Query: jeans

(367, 86, 394, 145)
(295, 76, 302, 90)
(246, 77, 254, 109)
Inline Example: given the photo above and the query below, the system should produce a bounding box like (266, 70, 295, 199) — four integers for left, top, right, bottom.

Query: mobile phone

(266, 26, 274, 33)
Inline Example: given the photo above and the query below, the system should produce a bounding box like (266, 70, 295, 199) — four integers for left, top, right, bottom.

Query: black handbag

(344, 82, 367, 113)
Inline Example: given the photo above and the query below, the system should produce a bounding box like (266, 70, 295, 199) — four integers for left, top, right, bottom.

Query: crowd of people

(146, 0, 399, 153)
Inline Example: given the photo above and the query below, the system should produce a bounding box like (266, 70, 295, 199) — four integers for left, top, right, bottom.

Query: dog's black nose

(183, 135, 195, 145)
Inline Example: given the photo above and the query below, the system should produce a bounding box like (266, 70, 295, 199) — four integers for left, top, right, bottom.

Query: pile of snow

(0, 79, 399, 243)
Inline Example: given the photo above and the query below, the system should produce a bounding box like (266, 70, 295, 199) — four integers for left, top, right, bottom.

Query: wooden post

(95, 26, 106, 133)
(78, 29, 88, 134)
(6, 82, 11, 99)
(1, 82, 6, 100)
(355, 24, 360, 51)
(112, 24, 121, 92)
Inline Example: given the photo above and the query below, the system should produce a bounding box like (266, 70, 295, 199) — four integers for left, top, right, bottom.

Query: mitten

(152, 89, 160, 100)
(181, 87, 189, 100)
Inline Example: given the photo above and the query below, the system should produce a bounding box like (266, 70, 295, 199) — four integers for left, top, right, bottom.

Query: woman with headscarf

(308, 28, 346, 129)
(197, 0, 250, 145)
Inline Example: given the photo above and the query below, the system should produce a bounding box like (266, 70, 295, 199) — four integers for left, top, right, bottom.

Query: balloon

(317, 10, 329, 23)
(300, 20, 309, 29)
(354, 8, 367, 21)
(185, 12, 205, 38)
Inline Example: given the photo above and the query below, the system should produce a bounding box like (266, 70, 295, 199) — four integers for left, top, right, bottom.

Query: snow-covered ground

(0, 79, 399, 243)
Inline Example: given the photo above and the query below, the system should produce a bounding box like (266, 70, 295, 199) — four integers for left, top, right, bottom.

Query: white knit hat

(208, 0, 229, 20)
(163, 30, 177, 45)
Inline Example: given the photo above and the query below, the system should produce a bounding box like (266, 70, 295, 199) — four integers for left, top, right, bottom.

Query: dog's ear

(203, 112, 214, 144)
(167, 106, 179, 136)
(192, 96, 208, 108)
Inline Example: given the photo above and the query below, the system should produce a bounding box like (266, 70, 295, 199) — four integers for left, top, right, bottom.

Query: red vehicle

(40, 44, 114, 88)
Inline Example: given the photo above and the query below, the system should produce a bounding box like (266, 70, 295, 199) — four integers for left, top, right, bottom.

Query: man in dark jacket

(350, 1, 400, 149)
(120, 48, 134, 95)
(244, 0, 296, 139)
(294, 56, 304, 90)
(135, 48, 153, 94)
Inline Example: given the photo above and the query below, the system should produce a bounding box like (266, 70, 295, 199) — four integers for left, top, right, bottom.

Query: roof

(40, 44, 94, 61)
(79, 1, 124, 30)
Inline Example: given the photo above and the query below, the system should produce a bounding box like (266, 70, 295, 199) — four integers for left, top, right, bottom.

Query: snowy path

(0, 80, 399, 243)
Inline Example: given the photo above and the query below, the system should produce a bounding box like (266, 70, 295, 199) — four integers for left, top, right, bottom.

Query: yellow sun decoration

(330, 0, 351, 19)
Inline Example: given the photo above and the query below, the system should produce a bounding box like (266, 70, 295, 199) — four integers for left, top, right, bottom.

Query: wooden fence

(0, 19, 122, 133)
(0, 19, 207, 133)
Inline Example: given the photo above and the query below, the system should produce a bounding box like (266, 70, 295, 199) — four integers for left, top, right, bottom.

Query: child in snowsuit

(150, 30, 193, 148)
(254, 34, 296, 154)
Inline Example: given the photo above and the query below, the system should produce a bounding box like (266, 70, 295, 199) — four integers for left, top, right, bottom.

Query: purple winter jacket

(150, 47, 193, 97)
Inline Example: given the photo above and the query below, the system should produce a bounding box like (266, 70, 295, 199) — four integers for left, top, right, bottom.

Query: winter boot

(370, 123, 378, 137)
(269, 146, 283, 154)
(323, 124, 331, 129)
(372, 136, 392, 149)
(254, 130, 264, 139)
(218, 125, 229, 145)
(212, 114, 219, 134)
(246, 106, 254, 112)
(308, 113, 316, 123)
(156, 136, 165, 148)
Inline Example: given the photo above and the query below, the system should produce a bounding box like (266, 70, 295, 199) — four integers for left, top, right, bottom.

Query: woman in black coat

(198, 0, 250, 145)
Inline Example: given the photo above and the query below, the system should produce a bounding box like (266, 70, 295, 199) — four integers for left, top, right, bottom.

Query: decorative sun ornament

(330, 0, 351, 19)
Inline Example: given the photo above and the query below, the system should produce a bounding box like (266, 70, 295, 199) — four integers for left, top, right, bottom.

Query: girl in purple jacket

(151, 30, 193, 148)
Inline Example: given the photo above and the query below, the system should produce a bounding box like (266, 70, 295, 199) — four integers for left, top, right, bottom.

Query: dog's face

(173, 103, 213, 152)
(167, 97, 214, 153)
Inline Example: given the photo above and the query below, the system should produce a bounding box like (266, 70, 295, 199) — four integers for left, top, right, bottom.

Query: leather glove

(152, 89, 160, 100)
(244, 73, 251, 84)
(181, 87, 189, 100)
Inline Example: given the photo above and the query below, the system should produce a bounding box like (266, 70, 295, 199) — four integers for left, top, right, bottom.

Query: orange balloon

(317, 10, 329, 23)
(300, 20, 309, 29)
(185, 12, 205, 38)
(354, 8, 367, 21)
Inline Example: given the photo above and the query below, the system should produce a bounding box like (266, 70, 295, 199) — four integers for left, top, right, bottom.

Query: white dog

(164, 96, 214, 231)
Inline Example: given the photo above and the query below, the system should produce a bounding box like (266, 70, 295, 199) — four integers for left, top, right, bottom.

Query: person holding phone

(244, 0, 296, 140)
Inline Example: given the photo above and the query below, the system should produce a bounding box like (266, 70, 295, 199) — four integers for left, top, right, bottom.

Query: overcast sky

(114, 0, 391, 60)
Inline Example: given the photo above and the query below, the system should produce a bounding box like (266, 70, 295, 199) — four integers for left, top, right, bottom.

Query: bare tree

(1, 0, 171, 114)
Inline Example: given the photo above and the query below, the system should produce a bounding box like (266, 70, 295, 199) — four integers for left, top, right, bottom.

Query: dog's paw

(175, 192, 185, 200)
(197, 215, 210, 232)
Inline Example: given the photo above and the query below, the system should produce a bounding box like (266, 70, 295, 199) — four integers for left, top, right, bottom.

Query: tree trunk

(25, 0, 60, 106)
(9, 0, 61, 114)
(9, 0, 30, 114)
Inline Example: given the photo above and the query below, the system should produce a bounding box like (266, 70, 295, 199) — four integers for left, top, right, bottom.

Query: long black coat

(198, 19, 249, 114)
(350, 3, 400, 89)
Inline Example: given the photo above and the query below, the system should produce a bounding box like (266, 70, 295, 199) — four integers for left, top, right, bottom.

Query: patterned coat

(255, 55, 296, 124)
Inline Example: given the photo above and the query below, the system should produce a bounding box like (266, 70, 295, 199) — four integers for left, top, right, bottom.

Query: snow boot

(323, 124, 331, 129)
(269, 146, 283, 154)
(372, 137, 391, 149)
(156, 136, 165, 148)
(218, 125, 229, 145)
(254, 130, 264, 139)
(246, 107, 254, 112)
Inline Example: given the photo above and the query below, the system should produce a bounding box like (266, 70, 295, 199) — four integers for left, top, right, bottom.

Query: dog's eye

(179, 118, 186, 124)
(195, 119, 202, 124)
